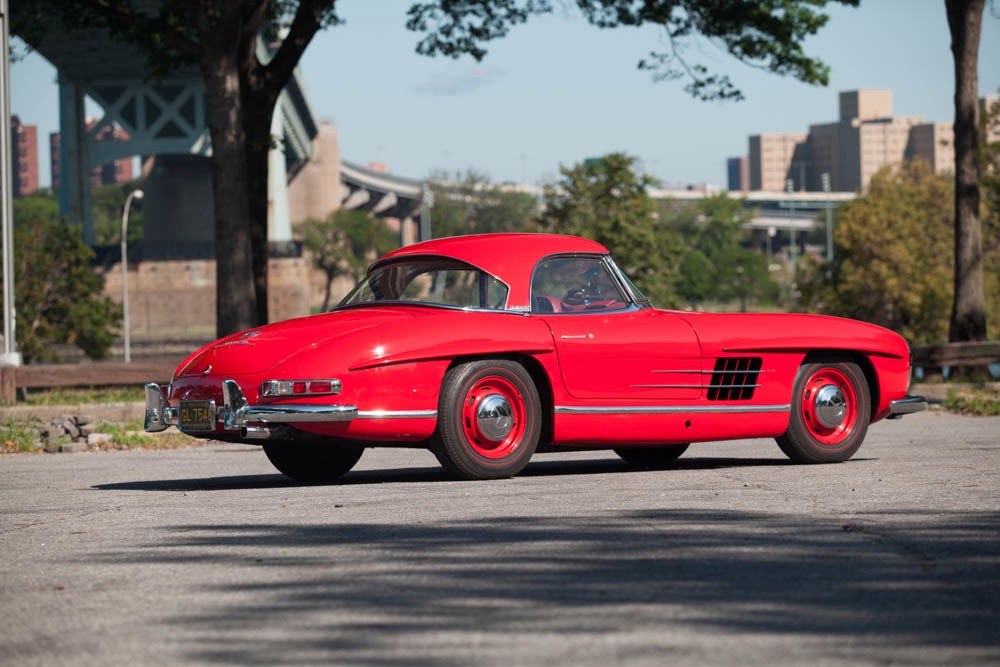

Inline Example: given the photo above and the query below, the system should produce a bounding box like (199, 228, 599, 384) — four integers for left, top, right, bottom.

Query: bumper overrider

(144, 380, 358, 436)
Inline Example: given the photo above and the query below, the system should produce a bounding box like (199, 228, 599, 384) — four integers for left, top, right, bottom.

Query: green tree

(429, 169, 537, 238)
(664, 194, 778, 310)
(676, 250, 715, 309)
(982, 94, 1000, 218)
(13, 0, 340, 337)
(300, 210, 397, 311)
(408, 0, 859, 101)
(14, 0, 855, 336)
(91, 181, 145, 246)
(9, 219, 121, 363)
(10, 190, 59, 230)
(539, 153, 682, 307)
(797, 161, 960, 344)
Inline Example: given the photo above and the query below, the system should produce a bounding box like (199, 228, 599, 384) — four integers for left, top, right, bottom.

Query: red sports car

(145, 233, 926, 480)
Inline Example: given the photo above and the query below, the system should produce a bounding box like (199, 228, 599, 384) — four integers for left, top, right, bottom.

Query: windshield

(339, 257, 510, 310)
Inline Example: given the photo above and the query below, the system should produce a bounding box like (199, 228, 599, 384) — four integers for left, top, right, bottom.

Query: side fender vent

(708, 357, 763, 401)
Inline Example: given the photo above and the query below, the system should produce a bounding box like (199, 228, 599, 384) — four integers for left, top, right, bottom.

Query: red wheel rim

(799, 367, 859, 448)
(460, 374, 527, 459)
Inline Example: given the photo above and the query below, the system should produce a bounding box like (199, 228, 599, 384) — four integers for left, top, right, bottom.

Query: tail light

(260, 379, 342, 398)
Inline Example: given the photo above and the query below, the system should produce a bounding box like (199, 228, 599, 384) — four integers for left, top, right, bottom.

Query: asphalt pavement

(1, 410, 998, 666)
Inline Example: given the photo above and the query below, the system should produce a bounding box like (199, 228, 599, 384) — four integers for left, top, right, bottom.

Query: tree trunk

(192, 3, 257, 337)
(243, 105, 273, 327)
(945, 0, 987, 342)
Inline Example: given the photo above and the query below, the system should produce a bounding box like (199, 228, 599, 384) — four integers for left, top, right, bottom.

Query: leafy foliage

(91, 181, 145, 245)
(429, 169, 538, 238)
(983, 94, 1000, 222)
(12, 0, 343, 336)
(407, 0, 859, 100)
(12, 183, 144, 246)
(300, 210, 398, 311)
(797, 160, 1000, 343)
(668, 194, 778, 310)
(539, 153, 682, 307)
(9, 218, 122, 364)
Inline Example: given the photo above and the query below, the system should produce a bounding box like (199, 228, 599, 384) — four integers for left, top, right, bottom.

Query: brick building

(10, 115, 39, 196)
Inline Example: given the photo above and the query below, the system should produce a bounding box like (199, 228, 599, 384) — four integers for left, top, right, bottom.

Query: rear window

(339, 258, 509, 310)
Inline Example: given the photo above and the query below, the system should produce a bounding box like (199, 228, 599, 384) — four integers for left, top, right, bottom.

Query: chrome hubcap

(476, 393, 513, 441)
(814, 384, 847, 428)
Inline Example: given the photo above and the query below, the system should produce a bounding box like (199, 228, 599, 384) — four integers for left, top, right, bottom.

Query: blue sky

(10, 0, 1000, 189)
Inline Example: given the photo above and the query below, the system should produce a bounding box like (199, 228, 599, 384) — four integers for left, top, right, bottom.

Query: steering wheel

(563, 288, 588, 305)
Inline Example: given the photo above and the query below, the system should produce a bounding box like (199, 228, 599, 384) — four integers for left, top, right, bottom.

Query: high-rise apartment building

(748, 133, 808, 191)
(908, 122, 955, 174)
(726, 156, 749, 192)
(739, 89, 985, 192)
(10, 115, 40, 196)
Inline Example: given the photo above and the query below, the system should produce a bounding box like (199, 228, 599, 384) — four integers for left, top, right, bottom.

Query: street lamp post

(121, 189, 143, 363)
(822, 172, 833, 263)
(785, 179, 798, 276)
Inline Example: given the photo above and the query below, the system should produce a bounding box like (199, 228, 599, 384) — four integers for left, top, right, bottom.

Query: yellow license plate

(179, 400, 217, 432)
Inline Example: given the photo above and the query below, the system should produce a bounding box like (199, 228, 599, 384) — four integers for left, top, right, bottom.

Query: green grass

(89, 420, 197, 450)
(944, 385, 1000, 416)
(0, 419, 42, 453)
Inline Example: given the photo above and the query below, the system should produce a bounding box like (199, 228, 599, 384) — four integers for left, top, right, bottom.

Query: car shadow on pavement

(84, 507, 1000, 665)
(91, 455, 813, 492)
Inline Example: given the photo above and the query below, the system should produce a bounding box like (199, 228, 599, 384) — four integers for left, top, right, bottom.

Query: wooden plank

(15, 360, 177, 390)
(912, 342, 1000, 367)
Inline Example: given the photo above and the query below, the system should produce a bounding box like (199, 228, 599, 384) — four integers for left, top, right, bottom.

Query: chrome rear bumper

(144, 380, 358, 433)
(887, 395, 928, 419)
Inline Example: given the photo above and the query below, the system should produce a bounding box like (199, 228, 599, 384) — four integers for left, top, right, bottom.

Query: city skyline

(9, 0, 1000, 190)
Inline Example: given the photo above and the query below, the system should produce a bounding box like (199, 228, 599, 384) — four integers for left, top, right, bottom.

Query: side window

(530, 257, 627, 313)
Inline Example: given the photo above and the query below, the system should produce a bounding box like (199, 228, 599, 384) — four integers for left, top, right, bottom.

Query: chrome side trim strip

(652, 369, 767, 375)
(554, 404, 791, 415)
(629, 384, 762, 390)
(630, 384, 704, 389)
(357, 409, 438, 419)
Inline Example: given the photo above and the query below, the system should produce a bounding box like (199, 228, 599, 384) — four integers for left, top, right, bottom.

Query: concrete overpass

(19, 20, 317, 257)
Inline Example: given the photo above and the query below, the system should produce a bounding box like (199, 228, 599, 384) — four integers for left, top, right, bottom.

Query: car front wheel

(434, 359, 541, 480)
(263, 441, 365, 482)
(776, 360, 870, 463)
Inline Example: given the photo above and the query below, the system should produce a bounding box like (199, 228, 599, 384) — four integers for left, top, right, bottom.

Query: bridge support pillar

(57, 75, 93, 243)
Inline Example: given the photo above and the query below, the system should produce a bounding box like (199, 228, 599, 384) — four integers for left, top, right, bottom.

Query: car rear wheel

(263, 441, 365, 482)
(614, 444, 690, 468)
(434, 359, 541, 480)
(776, 360, 870, 463)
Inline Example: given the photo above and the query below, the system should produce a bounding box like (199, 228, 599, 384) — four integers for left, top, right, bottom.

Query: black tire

(614, 444, 690, 468)
(776, 360, 871, 463)
(434, 359, 541, 480)
(263, 441, 364, 482)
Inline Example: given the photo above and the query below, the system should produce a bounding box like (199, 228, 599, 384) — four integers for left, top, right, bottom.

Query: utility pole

(785, 178, 798, 276)
(822, 172, 833, 264)
(0, 0, 21, 367)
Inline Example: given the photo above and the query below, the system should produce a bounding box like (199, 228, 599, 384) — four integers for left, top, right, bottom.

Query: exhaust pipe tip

(241, 426, 271, 440)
